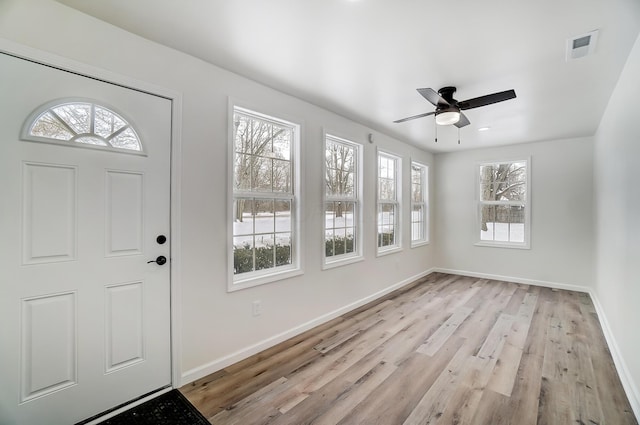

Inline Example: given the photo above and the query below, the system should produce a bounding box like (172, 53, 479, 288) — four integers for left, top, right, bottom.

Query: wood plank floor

(180, 273, 638, 425)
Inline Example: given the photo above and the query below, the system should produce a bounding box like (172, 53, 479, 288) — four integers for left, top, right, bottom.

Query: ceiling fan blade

(393, 111, 436, 123)
(454, 112, 470, 128)
(417, 88, 450, 107)
(457, 89, 516, 110)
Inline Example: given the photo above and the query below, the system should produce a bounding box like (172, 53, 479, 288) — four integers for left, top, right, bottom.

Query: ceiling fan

(394, 86, 516, 127)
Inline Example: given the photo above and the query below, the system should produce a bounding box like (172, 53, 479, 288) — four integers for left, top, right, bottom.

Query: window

(477, 159, 530, 248)
(22, 100, 143, 153)
(323, 134, 362, 267)
(377, 151, 402, 254)
(411, 161, 428, 246)
(231, 107, 300, 289)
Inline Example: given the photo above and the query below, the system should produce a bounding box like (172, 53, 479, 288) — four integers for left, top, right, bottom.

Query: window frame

(228, 103, 302, 291)
(410, 160, 429, 248)
(376, 149, 402, 256)
(475, 157, 531, 249)
(21, 97, 145, 155)
(322, 133, 364, 269)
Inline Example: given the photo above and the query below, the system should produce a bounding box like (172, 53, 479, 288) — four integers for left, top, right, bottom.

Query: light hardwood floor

(181, 273, 637, 424)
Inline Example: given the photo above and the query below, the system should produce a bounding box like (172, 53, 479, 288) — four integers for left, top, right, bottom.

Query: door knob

(147, 255, 167, 265)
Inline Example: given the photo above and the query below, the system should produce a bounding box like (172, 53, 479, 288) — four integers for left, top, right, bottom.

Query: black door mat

(97, 389, 210, 425)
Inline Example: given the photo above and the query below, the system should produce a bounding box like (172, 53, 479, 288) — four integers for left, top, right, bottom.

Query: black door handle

(147, 255, 167, 265)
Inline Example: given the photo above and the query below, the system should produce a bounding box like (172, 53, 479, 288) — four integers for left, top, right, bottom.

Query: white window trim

(376, 149, 402, 257)
(228, 102, 303, 291)
(410, 160, 429, 248)
(474, 157, 531, 250)
(322, 132, 364, 270)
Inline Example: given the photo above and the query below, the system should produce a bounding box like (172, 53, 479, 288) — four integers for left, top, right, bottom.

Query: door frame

(0, 38, 184, 392)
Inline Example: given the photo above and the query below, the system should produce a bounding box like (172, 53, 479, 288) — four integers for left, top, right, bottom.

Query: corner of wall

(588, 289, 640, 419)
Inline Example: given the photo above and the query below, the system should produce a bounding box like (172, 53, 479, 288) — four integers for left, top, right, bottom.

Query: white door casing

(0, 53, 172, 425)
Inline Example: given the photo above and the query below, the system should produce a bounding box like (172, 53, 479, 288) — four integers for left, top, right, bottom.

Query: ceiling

(56, 0, 640, 153)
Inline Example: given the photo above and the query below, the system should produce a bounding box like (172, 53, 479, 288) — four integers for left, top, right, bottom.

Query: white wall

(594, 32, 640, 412)
(0, 0, 436, 384)
(434, 137, 595, 289)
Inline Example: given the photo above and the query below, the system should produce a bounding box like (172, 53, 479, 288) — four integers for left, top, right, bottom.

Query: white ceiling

(57, 0, 640, 152)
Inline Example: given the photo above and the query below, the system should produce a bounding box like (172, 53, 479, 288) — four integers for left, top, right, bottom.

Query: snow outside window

(411, 161, 429, 247)
(377, 150, 402, 255)
(231, 107, 300, 289)
(477, 159, 530, 249)
(323, 135, 363, 268)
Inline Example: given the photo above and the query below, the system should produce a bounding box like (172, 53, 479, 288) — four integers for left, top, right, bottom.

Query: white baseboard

(180, 268, 436, 386)
(433, 268, 591, 293)
(588, 290, 640, 420)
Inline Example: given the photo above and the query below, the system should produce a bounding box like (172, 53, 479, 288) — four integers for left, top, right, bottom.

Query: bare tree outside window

(325, 141, 354, 215)
(377, 151, 401, 252)
(324, 136, 360, 262)
(411, 162, 428, 245)
(479, 160, 528, 244)
(232, 109, 296, 278)
(25, 101, 142, 152)
(233, 114, 291, 221)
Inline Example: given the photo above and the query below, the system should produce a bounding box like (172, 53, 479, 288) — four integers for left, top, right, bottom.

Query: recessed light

(478, 127, 491, 132)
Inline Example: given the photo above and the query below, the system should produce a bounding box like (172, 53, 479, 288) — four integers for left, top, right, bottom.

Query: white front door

(0, 53, 172, 425)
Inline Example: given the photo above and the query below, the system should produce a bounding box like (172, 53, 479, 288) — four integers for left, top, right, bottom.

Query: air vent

(566, 30, 599, 61)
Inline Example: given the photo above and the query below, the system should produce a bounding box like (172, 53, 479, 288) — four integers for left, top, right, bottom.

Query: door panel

(22, 162, 78, 264)
(21, 291, 77, 402)
(0, 52, 172, 425)
(105, 170, 144, 256)
(105, 281, 144, 372)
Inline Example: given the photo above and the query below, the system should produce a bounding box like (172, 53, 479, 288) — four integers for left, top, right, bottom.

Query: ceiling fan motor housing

(437, 86, 457, 104)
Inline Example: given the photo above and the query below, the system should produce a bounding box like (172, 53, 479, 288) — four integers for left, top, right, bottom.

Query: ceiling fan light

(435, 109, 460, 125)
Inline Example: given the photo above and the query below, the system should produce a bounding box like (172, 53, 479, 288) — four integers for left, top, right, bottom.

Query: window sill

(410, 240, 430, 249)
(323, 254, 364, 270)
(474, 241, 530, 250)
(376, 246, 403, 257)
(229, 267, 303, 292)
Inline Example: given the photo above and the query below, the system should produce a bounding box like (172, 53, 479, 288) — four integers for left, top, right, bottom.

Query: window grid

(411, 162, 428, 246)
(23, 100, 143, 153)
(324, 135, 361, 265)
(232, 108, 298, 283)
(377, 151, 401, 253)
(478, 160, 529, 247)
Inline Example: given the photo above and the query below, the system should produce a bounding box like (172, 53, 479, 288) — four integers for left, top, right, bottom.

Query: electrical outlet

(252, 300, 262, 317)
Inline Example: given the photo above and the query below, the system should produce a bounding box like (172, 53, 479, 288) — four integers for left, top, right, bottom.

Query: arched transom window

(22, 100, 143, 153)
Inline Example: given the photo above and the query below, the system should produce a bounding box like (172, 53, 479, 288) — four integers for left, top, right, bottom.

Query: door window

(22, 100, 144, 153)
